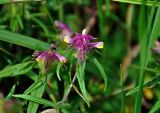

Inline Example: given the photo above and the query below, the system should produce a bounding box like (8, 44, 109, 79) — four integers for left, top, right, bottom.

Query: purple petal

(35, 51, 48, 62)
(54, 53, 67, 63)
(73, 34, 95, 41)
(88, 42, 104, 49)
(32, 51, 41, 57)
(55, 20, 72, 38)
(84, 35, 96, 41)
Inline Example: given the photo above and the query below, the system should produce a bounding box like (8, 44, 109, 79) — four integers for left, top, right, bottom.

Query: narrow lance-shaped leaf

(0, 61, 32, 78)
(12, 94, 56, 107)
(93, 58, 107, 90)
(56, 62, 62, 81)
(149, 99, 160, 113)
(6, 85, 16, 99)
(76, 62, 89, 106)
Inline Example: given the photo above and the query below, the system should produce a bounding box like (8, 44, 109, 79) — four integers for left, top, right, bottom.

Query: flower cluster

(64, 29, 103, 61)
(33, 21, 104, 69)
(33, 44, 67, 70)
(55, 21, 104, 62)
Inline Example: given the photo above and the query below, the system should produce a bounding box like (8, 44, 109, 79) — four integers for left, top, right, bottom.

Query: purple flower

(64, 29, 104, 62)
(33, 44, 67, 70)
(55, 20, 73, 39)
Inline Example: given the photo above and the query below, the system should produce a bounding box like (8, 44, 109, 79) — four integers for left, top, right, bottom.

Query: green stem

(97, 0, 105, 39)
(105, 0, 110, 16)
(120, 65, 125, 113)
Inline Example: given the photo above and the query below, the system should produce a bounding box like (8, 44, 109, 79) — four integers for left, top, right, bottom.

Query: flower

(64, 29, 104, 62)
(32, 44, 67, 70)
(55, 20, 73, 39)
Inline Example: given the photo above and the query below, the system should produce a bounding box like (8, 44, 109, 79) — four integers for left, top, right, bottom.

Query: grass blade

(24, 81, 43, 95)
(0, 29, 50, 50)
(0, 0, 41, 4)
(147, 2, 160, 59)
(134, 0, 160, 112)
(149, 99, 160, 113)
(112, 0, 160, 6)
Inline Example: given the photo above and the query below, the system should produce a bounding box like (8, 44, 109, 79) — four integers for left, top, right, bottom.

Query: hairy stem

(61, 73, 77, 103)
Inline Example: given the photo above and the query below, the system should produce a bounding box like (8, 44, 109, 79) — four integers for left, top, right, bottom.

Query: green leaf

(112, 0, 160, 6)
(149, 99, 160, 113)
(56, 62, 62, 81)
(12, 94, 56, 107)
(26, 71, 38, 81)
(26, 73, 52, 113)
(93, 58, 107, 90)
(27, 77, 46, 113)
(0, 61, 32, 78)
(0, 29, 50, 50)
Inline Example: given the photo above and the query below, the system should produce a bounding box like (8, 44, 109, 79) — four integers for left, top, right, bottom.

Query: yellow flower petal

(35, 58, 42, 62)
(64, 36, 72, 43)
(96, 43, 104, 48)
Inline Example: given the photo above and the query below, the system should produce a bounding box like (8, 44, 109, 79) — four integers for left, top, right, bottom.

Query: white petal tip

(82, 29, 87, 35)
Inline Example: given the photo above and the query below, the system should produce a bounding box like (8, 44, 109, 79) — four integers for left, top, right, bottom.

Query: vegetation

(0, 0, 160, 113)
